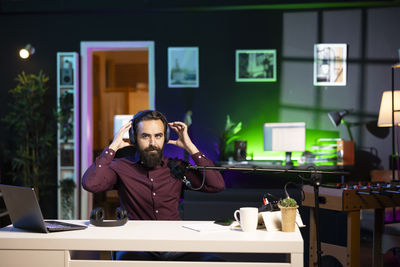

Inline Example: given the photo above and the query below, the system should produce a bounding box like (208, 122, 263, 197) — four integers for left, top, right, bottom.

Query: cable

(187, 167, 206, 191)
(283, 181, 305, 202)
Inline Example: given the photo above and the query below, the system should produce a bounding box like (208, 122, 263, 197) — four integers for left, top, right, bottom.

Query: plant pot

(278, 204, 298, 232)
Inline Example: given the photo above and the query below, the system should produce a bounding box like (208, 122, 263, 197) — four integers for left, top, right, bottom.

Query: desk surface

(0, 220, 303, 254)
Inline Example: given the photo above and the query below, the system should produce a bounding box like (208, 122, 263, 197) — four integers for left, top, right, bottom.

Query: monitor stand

(285, 152, 294, 167)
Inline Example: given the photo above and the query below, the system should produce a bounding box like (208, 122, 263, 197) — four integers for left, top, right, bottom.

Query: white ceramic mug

(233, 207, 258, 232)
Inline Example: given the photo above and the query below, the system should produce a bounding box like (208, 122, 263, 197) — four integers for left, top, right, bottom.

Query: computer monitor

(263, 122, 306, 166)
(113, 115, 133, 139)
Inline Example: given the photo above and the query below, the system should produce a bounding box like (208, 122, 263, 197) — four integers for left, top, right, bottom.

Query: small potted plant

(278, 197, 298, 232)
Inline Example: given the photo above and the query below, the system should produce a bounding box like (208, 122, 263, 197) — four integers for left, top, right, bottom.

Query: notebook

(0, 184, 87, 233)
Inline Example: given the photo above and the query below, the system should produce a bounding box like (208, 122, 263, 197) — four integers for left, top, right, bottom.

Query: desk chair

(382, 223, 400, 258)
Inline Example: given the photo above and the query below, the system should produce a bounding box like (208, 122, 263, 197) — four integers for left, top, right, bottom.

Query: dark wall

(0, 9, 282, 160)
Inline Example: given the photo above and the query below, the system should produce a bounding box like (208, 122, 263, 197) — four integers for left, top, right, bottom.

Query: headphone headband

(90, 207, 128, 227)
(129, 110, 170, 145)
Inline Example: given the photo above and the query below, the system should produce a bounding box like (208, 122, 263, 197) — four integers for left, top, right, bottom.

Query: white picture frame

(236, 49, 277, 82)
(313, 43, 347, 86)
(168, 47, 199, 88)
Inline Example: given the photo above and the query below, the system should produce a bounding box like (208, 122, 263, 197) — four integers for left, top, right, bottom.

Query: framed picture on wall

(168, 47, 199, 88)
(235, 49, 277, 82)
(313, 43, 347, 86)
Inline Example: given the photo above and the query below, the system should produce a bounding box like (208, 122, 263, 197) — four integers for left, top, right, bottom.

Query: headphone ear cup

(116, 207, 127, 220)
(165, 125, 170, 143)
(129, 120, 135, 145)
(90, 207, 105, 225)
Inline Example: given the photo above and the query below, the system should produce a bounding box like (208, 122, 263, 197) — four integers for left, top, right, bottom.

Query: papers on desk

(261, 210, 306, 231)
(182, 222, 230, 232)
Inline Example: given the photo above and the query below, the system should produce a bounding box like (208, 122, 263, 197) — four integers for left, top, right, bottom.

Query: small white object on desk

(262, 211, 282, 231)
(182, 222, 230, 232)
(261, 210, 306, 232)
(295, 209, 306, 228)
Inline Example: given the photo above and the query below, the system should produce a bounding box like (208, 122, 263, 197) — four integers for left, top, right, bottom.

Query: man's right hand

(109, 121, 133, 152)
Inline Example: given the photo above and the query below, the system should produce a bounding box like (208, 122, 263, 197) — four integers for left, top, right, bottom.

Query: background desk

(0, 220, 303, 267)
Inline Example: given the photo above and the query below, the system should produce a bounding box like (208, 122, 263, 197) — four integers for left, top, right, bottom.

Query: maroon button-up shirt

(82, 147, 225, 220)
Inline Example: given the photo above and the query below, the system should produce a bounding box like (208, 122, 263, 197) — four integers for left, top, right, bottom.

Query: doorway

(80, 41, 155, 218)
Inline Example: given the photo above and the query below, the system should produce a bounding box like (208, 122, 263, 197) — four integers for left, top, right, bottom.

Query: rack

(56, 52, 80, 219)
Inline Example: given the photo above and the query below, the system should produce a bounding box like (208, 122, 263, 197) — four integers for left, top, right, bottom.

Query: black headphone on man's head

(128, 110, 170, 145)
(90, 207, 128, 227)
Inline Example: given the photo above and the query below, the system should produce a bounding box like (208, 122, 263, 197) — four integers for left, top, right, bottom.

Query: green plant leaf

(2, 71, 56, 192)
(279, 197, 298, 207)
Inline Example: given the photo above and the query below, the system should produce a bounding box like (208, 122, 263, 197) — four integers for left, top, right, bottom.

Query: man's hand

(109, 121, 132, 152)
(167, 121, 199, 155)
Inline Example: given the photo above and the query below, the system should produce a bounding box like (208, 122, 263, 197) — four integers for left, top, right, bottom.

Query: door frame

(80, 41, 155, 218)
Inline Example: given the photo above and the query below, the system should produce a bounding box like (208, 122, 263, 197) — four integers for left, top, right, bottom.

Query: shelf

(60, 166, 75, 170)
(59, 85, 75, 90)
(59, 140, 75, 145)
(104, 86, 148, 93)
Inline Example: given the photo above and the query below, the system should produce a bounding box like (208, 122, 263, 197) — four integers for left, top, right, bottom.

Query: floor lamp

(377, 65, 400, 181)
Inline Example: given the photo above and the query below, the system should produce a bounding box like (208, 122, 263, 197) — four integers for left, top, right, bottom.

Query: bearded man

(82, 110, 225, 261)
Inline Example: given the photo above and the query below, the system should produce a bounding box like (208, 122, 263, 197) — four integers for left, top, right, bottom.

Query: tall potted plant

(217, 115, 242, 161)
(2, 71, 56, 198)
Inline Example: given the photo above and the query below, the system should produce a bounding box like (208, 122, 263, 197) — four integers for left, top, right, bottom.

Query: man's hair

(132, 110, 169, 139)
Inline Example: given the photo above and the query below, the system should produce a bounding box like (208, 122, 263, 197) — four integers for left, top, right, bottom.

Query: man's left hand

(167, 121, 199, 155)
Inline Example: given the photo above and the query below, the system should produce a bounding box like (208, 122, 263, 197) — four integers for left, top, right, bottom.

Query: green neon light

(184, 1, 400, 12)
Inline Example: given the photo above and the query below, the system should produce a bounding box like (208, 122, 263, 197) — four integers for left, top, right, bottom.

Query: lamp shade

(328, 110, 349, 127)
(377, 90, 400, 127)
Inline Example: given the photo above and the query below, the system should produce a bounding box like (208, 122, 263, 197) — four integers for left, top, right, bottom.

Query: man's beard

(138, 145, 163, 169)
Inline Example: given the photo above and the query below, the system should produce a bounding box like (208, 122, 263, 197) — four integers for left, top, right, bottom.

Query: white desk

(0, 220, 303, 267)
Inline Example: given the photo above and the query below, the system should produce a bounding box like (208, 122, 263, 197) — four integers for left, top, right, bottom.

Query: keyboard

(45, 220, 87, 232)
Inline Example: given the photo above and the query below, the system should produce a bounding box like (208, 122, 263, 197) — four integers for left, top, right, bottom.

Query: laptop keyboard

(45, 221, 87, 232)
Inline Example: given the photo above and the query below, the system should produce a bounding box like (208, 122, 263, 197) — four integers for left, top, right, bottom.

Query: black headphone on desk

(129, 110, 170, 145)
(90, 207, 128, 227)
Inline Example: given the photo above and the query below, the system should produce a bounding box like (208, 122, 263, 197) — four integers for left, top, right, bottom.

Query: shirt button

(98, 164, 102, 167)
(110, 152, 113, 155)
(105, 151, 108, 154)
(198, 155, 201, 158)
(150, 178, 154, 182)
(155, 210, 159, 213)
(153, 192, 156, 196)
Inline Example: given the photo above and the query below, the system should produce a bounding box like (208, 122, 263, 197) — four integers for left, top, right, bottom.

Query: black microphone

(167, 159, 191, 187)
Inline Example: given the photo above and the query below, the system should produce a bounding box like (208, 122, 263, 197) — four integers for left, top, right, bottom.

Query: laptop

(0, 184, 87, 233)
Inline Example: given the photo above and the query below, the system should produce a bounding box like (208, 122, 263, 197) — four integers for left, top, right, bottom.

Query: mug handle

(234, 210, 240, 224)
